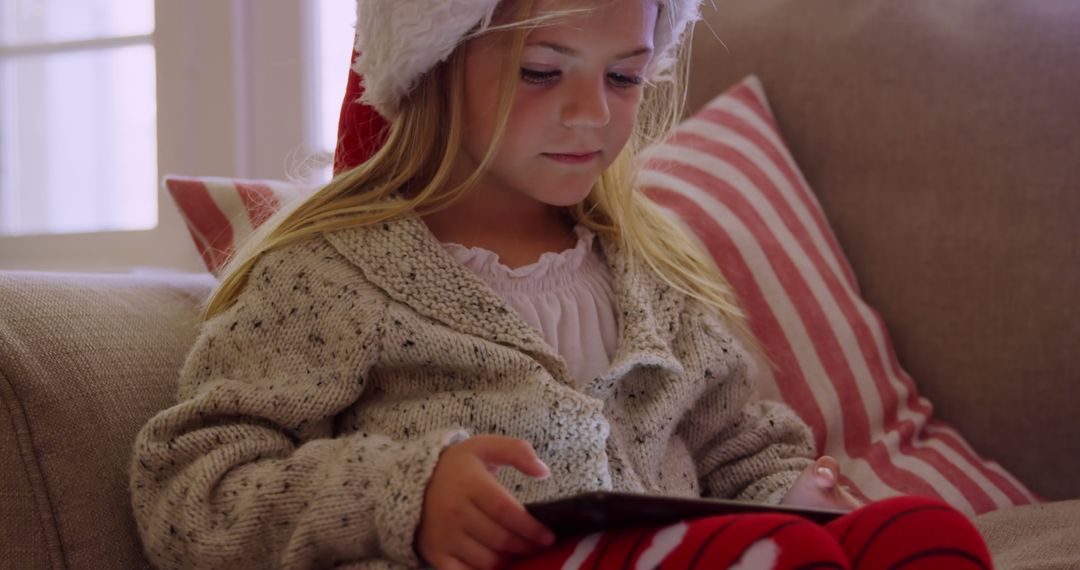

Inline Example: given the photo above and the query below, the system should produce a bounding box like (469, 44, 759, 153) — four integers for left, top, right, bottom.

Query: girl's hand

(780, 456, 862, 512)
(417, 435, 557, 570)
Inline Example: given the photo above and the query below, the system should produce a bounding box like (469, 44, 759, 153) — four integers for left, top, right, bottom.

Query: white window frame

(0, 0, 324, 272)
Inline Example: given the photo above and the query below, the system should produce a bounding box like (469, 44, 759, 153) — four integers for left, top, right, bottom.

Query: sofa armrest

(0, 271, 215, 569)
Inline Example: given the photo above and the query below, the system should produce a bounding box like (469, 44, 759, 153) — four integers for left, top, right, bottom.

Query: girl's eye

(608, 72, 644, 88)
(519, 68, 644, 89)
(521, 68, 560, 84)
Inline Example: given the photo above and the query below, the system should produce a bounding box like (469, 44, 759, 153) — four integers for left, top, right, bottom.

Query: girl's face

(458, 0, 659, 208)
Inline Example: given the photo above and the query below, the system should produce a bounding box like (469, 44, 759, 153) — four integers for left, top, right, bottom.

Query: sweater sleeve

(677, 309, 816, 505)
(129, 238, 467, 569)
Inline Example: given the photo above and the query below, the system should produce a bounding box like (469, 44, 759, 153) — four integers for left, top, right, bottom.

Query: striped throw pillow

(164, 176, 308, 276)
(639, 75, 1038, 515)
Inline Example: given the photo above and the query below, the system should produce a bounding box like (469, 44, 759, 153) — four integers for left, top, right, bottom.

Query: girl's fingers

(475, 437, 551, 479)
(473, 485, 556, 548)
(812, 457, 862, 511)
(813, 456, 841, 489)
(837, 485, 863, 510)
(444, 557, 475, 570)
(464, 500, 545, 555)
(452, 533, 504, 570)
(425, 552, 468, 570)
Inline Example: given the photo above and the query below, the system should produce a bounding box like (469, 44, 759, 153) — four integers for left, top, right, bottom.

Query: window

(0, 0, 357, 271)
(311, 0, 357, 183)
(0, 0, 157, 237)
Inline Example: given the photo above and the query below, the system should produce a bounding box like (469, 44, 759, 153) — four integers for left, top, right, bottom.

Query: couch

(2, 1, 1078, 568)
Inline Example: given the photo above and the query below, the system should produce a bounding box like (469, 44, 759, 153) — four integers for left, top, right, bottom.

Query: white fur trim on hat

(353, 0, 704, 119)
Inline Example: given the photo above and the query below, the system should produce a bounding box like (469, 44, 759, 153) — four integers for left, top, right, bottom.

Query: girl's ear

(333, 48, 390, 175)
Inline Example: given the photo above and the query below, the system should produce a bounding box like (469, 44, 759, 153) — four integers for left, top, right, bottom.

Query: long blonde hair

(205, 0, 762, 360)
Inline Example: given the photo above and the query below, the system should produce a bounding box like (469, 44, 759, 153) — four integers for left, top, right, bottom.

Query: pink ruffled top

(441, 225, 618, 388)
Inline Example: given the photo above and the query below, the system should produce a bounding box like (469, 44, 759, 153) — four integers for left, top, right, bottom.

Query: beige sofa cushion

(0, 271, 215, 569)
(687, 0, 1080, 499)
(976, 500, 1080, 569)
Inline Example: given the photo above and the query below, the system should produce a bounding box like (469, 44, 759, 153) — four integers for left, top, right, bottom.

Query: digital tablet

(525, 491, 846, 537)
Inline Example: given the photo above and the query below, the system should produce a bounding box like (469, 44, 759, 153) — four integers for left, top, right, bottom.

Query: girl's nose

(561, 76, 610, 128)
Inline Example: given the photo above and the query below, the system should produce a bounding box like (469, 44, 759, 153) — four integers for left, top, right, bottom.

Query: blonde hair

(205, 0, 763, 361)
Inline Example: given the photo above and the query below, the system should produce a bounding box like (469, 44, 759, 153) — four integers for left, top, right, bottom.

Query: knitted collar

(322, 213, 686, 397)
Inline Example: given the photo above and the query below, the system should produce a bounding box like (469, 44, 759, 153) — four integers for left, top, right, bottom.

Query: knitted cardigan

(129, 213, 816, 569)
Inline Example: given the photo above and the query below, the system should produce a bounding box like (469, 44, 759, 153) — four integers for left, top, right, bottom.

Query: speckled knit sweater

(129, 212, 816, 570)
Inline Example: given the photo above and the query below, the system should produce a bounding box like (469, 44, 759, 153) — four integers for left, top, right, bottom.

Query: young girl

(130, 0, 992, 568)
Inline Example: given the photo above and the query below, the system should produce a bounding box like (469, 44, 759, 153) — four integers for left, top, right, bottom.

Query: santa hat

(334, 0, 705, 174)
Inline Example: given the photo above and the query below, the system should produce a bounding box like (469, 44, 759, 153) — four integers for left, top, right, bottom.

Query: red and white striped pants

(509, 495, 992, 570)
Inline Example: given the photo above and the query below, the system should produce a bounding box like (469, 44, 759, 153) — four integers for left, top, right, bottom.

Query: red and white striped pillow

(165, 176, 310, 276)
(639, 75, 1038, 515)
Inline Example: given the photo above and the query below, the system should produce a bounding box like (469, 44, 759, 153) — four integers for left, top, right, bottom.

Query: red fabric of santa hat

(332, 48, 389, 176)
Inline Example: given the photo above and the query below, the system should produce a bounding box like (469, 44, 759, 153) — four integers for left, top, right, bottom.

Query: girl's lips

(543, 151, 601, 164)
